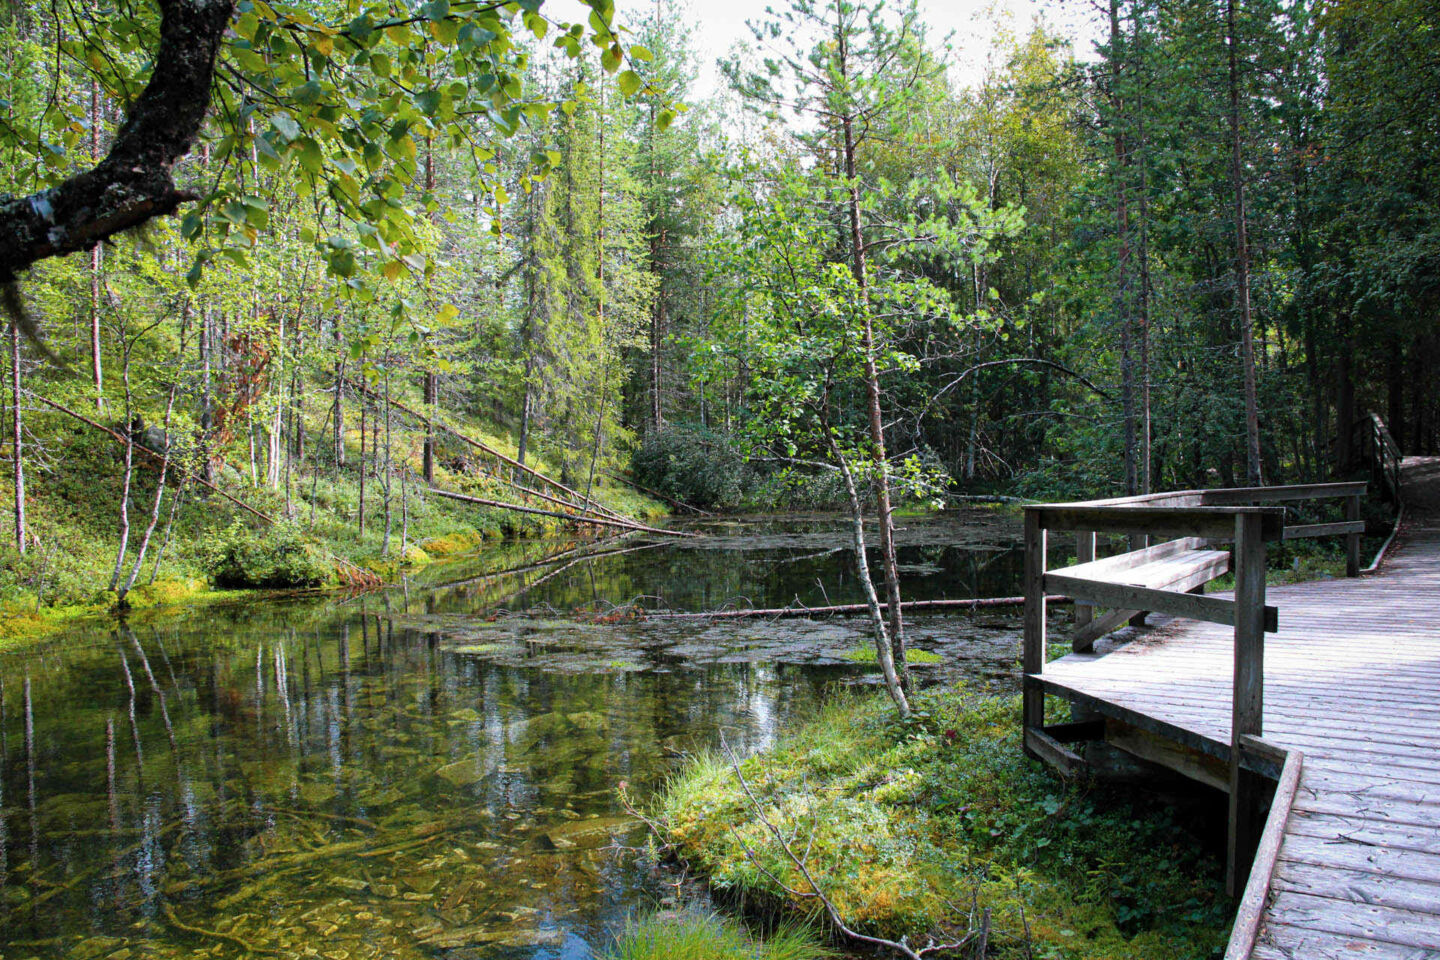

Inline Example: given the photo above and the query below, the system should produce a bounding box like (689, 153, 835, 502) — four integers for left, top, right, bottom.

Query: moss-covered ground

(656, 688, 1232, 960)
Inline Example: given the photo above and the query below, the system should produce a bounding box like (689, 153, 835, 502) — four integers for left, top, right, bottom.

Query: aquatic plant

(844, 645, 942, 665)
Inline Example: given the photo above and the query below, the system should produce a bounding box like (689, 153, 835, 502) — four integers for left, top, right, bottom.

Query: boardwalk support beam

(1227, 511, 1268, 896)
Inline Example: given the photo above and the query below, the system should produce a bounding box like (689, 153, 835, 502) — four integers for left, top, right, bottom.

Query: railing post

(1228, 511, 1267, 896)
(1022, 508, 1048, 751)
(1346, 493, 1362, 577)
(1074, 530, 1094, 627)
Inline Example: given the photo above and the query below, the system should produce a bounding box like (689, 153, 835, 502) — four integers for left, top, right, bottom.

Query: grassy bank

(0, 393, 663, 649)
(603, 913, 832, 960)
(656, 689, 1231, 959)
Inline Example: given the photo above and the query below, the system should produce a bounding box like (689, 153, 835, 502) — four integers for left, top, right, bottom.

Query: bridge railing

(1021, 480, 1367, 892)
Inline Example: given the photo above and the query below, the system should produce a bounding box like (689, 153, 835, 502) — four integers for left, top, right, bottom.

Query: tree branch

(0, 0, 235, 282)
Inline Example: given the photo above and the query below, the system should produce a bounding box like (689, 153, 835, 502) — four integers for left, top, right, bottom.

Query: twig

(162, 903, 280, 956)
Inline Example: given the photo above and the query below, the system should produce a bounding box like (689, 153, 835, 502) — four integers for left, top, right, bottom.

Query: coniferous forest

(0, 1, 1438, 957)
(0, 0, 1434, 619)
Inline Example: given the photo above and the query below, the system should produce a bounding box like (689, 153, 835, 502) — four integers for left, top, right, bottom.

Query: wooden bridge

(1021, 426, 1440, 958)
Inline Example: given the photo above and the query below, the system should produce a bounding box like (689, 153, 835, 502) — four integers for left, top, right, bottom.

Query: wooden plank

(1105, 720, 1231, 792)
(1042, 719, 1105, 743)
(1284, 811, 1440, 856)
(1058, 537, 1203, 580)
(1069, 551, 1230, 650)
(1258, 924, 1440, 960)
(1021, 509, 1047, 736)
(1071, 606, 1140, 651)
(1226, 747, 1302, 960)
(1348, 493, 1363, 577)
(1066, 549, 1230, 588)
(1035, 505, 1285, 541)
(1074, 530, 1095, 628)
(1228, 512, 1268, 898)
(1276, 832, 1440, 885)
(1262, 890, 1440, 950)
(1200, 481, 1369, 504)
(1044, 571, 1278, 632)
(1024, 727, 1084, 777)
(1272, 859, 1440, 918)
(1283, 520, 1366, 540)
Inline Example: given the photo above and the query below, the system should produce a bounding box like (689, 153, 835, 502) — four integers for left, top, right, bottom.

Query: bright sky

(612, 0, 1105, 101)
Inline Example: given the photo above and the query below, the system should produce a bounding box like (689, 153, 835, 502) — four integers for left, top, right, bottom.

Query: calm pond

(0, 510, 1040, 959)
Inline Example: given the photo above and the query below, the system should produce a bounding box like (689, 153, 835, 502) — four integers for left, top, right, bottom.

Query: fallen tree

(428, 487, 696, 538)
(642, 595, 1072, 620)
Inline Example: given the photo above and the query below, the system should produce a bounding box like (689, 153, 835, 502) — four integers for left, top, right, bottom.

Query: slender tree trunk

(1228, 0, 1264, 485)
(650, 230, 665, 430)
(149, 477, 187, 585)
(10, 319, 24, 554)
(423, 132, 438, 486)
(827, 431, 908, 717)
(89, 81, 105, 413)
(120, 382, 178, 601)
(517, 358, 534, 467)
(837, 24, 907, 681)
(358, 398, 367, 536)
(333, 317, 345, 467)
(1111, 0, 1138, 497)
(267, 310, 285, 489)
(382, 371, 393, 556)
(109, 348, 136, 591)
(199, 307, 214, 485)
(1133, 18, 1153, 494)
(1335, 325, 1355, 473)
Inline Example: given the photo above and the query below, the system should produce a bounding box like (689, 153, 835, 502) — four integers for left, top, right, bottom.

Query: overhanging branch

(0, 0, 234, 282)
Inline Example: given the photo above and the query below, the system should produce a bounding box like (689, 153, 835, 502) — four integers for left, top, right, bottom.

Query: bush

(196, 520, 334, 589)
(631, 425, 748, 510)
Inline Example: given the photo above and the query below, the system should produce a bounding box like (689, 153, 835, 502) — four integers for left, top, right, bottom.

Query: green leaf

(295, 137, 324, 173)
(617, 69, 641, 96)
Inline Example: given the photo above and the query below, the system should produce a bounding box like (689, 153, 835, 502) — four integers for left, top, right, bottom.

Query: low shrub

(196, 521, 334, 589)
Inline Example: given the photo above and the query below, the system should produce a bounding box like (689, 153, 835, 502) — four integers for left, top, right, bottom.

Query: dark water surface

(0, 511, 1031, 959)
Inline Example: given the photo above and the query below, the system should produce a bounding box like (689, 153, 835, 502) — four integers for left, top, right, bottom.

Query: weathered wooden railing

(1361, 412, 1403, 504)
(1022, 481, 1367, 892)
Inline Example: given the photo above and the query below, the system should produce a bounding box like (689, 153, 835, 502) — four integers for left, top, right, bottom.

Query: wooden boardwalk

(1035, 457, 1440, 960)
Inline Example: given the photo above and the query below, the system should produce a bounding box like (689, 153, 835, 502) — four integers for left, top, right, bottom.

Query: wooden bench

(1057, 538, 1233, 650)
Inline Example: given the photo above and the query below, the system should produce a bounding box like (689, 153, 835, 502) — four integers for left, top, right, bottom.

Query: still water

(0, 511, 1030, 959)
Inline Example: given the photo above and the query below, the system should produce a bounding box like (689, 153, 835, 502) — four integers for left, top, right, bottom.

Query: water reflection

(0, 512, 1028, 958)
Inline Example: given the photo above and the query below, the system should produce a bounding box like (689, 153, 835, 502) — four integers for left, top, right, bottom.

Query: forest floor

(655, 688, 1235, 960)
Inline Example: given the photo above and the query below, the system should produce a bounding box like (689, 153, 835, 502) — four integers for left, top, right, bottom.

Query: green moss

(844, 645, 942, 665)
(657, 689, 1231, 959)
(602, 912, 832, 960)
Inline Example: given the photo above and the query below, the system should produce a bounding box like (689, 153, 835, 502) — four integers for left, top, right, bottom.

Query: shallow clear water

(0, 511, 1031, 959)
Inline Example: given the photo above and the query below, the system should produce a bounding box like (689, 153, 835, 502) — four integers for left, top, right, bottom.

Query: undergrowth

(603, 912, 832, 960)
(656, 688, 1231, 960)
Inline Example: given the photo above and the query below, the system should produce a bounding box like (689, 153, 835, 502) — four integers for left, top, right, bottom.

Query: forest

(0, 0, 1434, 627)
(0, 0, 1436, 957)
